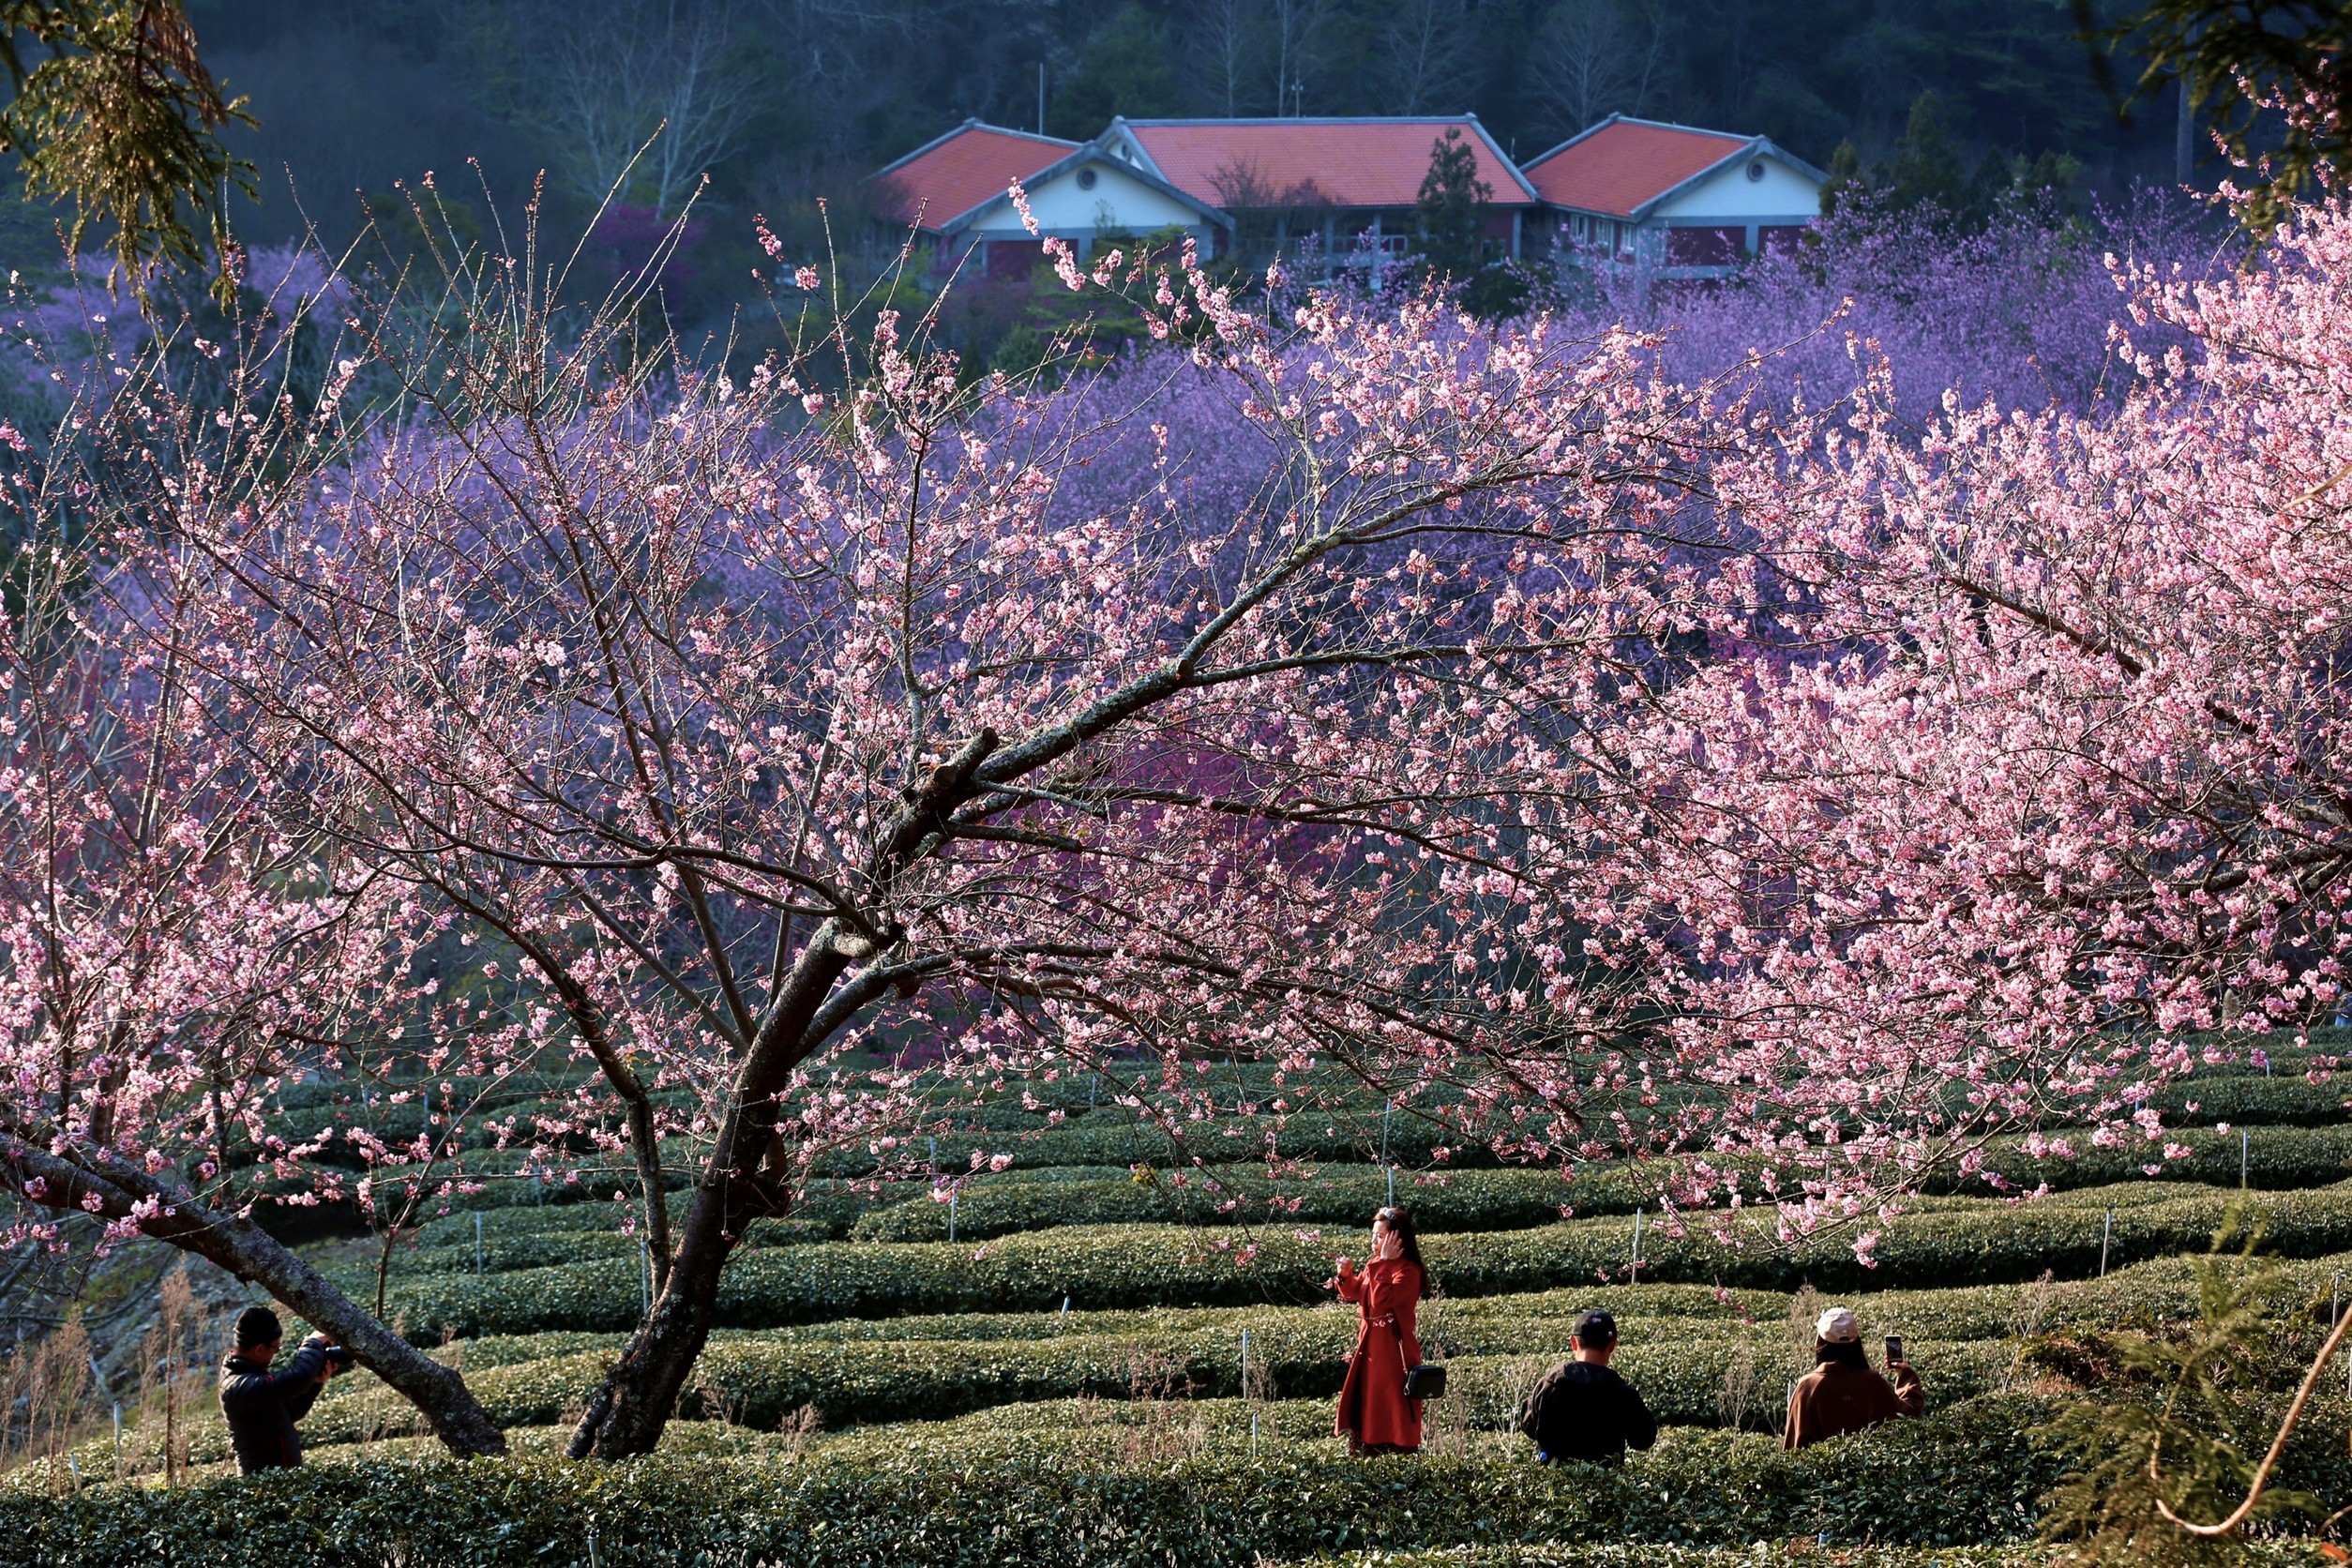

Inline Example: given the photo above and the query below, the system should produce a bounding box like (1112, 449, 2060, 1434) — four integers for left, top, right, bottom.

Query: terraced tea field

(8, 1052, 2351, 1567)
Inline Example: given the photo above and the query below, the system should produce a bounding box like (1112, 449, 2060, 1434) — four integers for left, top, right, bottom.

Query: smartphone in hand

(1884, 1334, 1905, 1364)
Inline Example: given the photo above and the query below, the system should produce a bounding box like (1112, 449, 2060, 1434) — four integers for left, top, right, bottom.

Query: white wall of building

(1653, 155, 1821, 222)
(958, 158, 1212, 243)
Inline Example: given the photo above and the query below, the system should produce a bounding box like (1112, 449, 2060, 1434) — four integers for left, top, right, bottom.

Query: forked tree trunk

(582, 733, 1006, 1457)
(568, 933, 853, 1458)
(565, 1015, 851, 1457)
(0, 1135, 507, 1456)
(571, 731, 1003, 1460)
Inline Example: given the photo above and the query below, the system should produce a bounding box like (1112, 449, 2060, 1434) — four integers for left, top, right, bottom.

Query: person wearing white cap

(1783, 1304, 1922, 1449)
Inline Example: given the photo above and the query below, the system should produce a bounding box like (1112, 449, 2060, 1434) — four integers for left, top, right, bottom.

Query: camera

(323, 1344, 355, 1370)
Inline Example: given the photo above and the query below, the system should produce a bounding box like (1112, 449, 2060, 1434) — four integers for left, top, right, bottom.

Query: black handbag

(1395, 1320, 1448, 1400)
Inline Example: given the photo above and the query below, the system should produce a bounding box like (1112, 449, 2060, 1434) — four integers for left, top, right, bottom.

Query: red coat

(1333, 1257, 1424, 1451)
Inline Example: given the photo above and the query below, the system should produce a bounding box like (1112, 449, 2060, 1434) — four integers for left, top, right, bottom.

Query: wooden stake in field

(1632, 1208, 1644, 1285)
(2099, 1208, 2112, 1277)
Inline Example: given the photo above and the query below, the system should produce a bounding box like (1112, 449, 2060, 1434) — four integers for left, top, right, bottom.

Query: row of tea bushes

(428, 1244, 2350, 1378)
(2144, 1073, 2348, 1125)
(380, 1182, 2352, 1339)
(419, 1335, 2013, 1438)
(843, 1124, 2352, 1244)
(29, 1389, 2352, 1568)
(47, 1309, 2007, 1482)
(850, 1167, 1585, 1242)
(368, 1116, 2352, 1268)
(0, 1399, 2074, 1566)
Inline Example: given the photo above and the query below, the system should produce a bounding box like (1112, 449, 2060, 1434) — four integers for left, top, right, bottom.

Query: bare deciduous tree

(1270, 0, 1334, 115)
(1375, 0, 1480, 115)
(1532, 0, 1668, 138)
(754, 0, 918, 162)
(517, 0, 758, 214)
(1185, 0, 1267, 116)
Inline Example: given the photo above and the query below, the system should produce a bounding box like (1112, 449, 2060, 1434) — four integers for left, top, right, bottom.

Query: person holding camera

(1515, 1308, 1657, 1465)
(219, 1305, 352, 1474)
(1783, 1305, 1922, 1449)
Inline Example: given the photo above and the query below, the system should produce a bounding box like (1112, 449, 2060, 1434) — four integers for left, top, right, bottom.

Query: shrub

(433, 1244, 2352, 1368)
(0, 1397, 2069, 1566)
(2142, 1076, 2348, 1127)
(382, 1182, 2352, 1338)
(851, 1168, 1587, 1242)
(329, 1335, 2013, 1439)
(846, 1126, 2352, 1244)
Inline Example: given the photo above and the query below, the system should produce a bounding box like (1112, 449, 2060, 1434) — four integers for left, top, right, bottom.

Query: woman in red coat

(1326, 1205, 1425, 1455)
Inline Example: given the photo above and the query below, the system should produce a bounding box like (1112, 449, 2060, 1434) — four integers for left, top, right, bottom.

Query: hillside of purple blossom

(1551, 191, 2225, 425)
(0, 194, 2226, 545)
(984, 192, 2226, 553)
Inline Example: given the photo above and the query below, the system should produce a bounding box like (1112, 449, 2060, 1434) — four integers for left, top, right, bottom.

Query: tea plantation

(7, 1054, 2350, 1567)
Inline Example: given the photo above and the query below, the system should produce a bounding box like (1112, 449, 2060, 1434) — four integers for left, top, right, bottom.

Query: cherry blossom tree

(129, 210, 1756, 1458)
(0, 337, 506, 1455)
(1599, 197, 2352, 1241)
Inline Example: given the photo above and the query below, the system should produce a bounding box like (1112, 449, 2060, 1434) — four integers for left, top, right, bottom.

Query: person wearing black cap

(218, 1305, 351, 1474)
(1515, 1309, 1657, 1465)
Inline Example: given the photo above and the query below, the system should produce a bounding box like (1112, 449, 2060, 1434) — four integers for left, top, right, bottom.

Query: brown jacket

(1783, 1358, 1922, 1448)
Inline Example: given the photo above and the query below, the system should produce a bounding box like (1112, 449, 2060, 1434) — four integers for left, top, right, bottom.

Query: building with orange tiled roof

(1520, 114, 1826, 279)
(867, 119, 1232, 279)
(867, 112, 1821, 287)
(1098, 114, 1538, 274)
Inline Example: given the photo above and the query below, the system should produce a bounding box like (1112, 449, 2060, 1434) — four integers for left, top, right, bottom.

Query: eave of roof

(1621, 136, 1825, 220)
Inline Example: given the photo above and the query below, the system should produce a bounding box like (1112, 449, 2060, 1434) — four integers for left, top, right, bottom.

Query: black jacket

(1516, 1358, 1658, 1464)
(219, 1334, 330, 1474)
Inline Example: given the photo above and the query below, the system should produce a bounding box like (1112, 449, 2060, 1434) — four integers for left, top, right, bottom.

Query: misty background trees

(138, 2, 2184, 258)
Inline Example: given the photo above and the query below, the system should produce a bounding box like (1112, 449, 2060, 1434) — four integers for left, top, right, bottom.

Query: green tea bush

(382, 1183, 2352, 1339)
(431, 1246, 2352, 1374)
(321, 1334, 2011, 1438)
(0, 1398, 2068, 1567)
(852, 1167, 1586, 1242)
(2144, 1075, 2348, 1126)
(809, 1113, 1484, 1178)
(1951, 1123, 2352, 1196)
(846, 1126, 2352, 1244)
